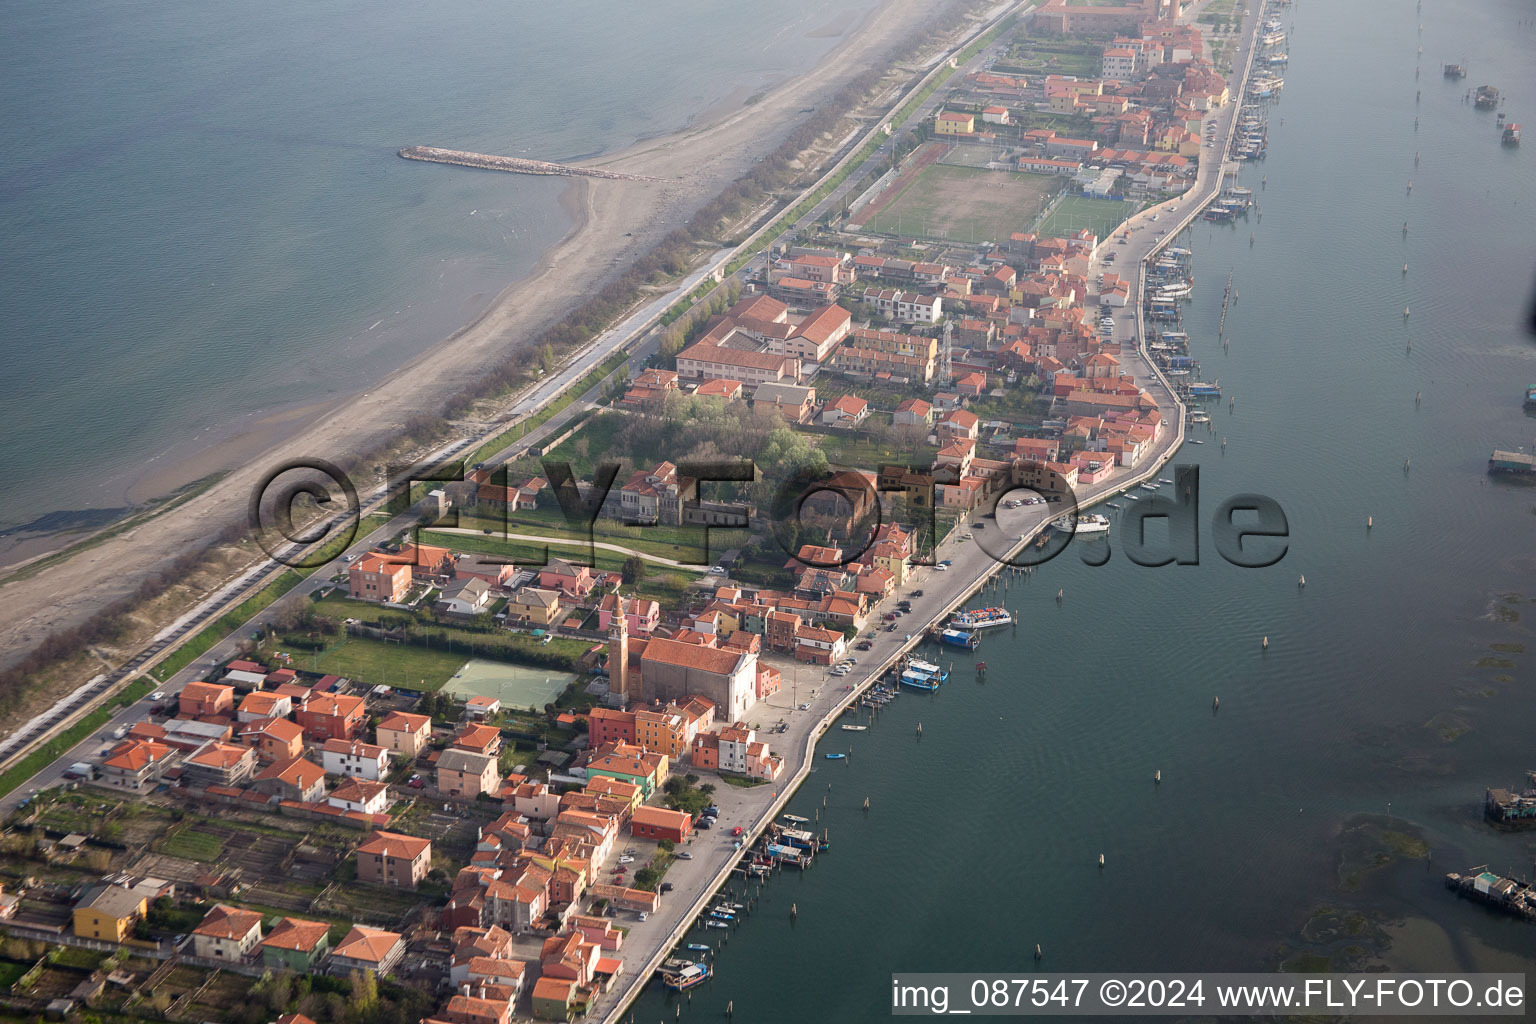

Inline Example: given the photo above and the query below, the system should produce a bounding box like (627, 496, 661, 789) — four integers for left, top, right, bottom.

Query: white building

(321, 738, 388, 780)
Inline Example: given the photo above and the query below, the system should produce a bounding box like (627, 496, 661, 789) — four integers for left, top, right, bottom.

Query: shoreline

(0, 0, 898, 568)
(0, 0, 957, 664)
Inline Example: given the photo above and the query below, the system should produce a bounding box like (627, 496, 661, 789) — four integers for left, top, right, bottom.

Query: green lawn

(815, 432, 938, 472)
(865, 164, 1059, 244)
(453, 506, 747, 566)
(280, 635, 467, 690)
(1036, 194, 1139, 242)
(160, 829, 225, 862)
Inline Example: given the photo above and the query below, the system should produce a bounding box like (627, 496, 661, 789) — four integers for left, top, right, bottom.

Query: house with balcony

(376, 711, 431, 760)
(321, 738, 389, 781)
(191, 904, 264, 962)
(329, 925, 405, 976)
(536, 559, 595, 600)
(183, 740, 256, 789)
(179, 681, 235, 720)
(294, 692, 366, 743)
(258, 918, 332, 972)
(357, 831, 432, 888)
(328, 777, 391, 816)
(438, 749, 500, 800)
(238, 716, 304, 764)
(253, 755, 326, 803)
(236, 691, 291, 723)
(97, 738, 177, 793)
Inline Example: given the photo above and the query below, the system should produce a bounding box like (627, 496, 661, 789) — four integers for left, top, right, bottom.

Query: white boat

(840, 724, 867, 732)
(1139, 482, 1160, 491)
(1052, 513, 1110, 534)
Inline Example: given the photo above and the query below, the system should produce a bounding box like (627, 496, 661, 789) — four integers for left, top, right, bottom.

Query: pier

(1445, 867, 1536, 921)
(398, 146, 664, 182)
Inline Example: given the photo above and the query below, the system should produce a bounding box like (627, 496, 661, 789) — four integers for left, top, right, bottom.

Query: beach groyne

(398, 146, 664, 182)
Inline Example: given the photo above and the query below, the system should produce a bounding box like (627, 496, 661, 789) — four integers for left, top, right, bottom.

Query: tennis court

(442, 658, 573, 710)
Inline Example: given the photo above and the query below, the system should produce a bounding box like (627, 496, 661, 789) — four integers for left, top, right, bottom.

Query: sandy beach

(0, 0, 962, 669)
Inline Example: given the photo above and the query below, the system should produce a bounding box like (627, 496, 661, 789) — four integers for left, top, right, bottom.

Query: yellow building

(935, 111, 975, 136)
(633, 708, 689, 760)
(73, 885, 147, 942)
(507, 587, 561, 626)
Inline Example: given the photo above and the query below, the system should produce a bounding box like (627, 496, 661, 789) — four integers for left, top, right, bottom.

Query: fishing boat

(899, 670, 940, 691)
(1052, 513, 1110, 534)
(840, 724, 868, 732)
(1475, 85, 1499, 109)
(951, 607, 1012, 630)
(1504, 123, 1522, 146)
(939, 628, 980, 650)
(1188, 381, 1222, 398)
(824, 752, 847, 760)
(660, 959, 712, 991)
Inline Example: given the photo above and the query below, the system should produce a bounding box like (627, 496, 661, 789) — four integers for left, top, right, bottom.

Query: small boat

(660, 959, 712, 991)
(781, 814, 810, 825)
(825, 753, 847, 760)
(940, 628, 980, 650)
(840, 724, 868, 732)
(1189, 439, 1205, 444)
(1122, 492, 1140, 500)
(1158, 478, 1173, 484)
(704, 920, 729, 929)
(1105, 502, 1121, 510)
(976, 661, 987, 671)
(1139, 482, 1159, 491)
(686, 943, 712, 954)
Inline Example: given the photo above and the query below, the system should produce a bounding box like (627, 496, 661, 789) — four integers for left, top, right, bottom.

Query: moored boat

(660, 959, 712, 991)
(952, 607, 1012, 630)
(940, 628, 980, 650)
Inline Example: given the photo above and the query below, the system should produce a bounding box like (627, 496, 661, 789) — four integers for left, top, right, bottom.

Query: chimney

(461, 984, 471, 997)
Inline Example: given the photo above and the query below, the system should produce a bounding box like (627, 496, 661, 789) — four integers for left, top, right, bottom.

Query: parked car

(732, 826, 744, 836)
(911, 589, 924, 597)
(678, 852, 693, 859)
(882, 613, 897, 621)
(661, 882, 674, 893)
(799, 702, 811, 710)
(149, 691, 165, 702)
(696, 820, 712, 830)
(619, 855, 635, 864)
(638, 911, 649, 921)
(935, 564, 949, 572)
(855, 641, 873, 651)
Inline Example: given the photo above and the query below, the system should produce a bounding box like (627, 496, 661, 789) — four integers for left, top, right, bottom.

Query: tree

(349, 970, 378, 1015)
(621, 555, 645, 585)
(658, 839, 675, 853)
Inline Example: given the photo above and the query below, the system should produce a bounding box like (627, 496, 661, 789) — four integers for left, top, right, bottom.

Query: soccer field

(1036, 194, 1141, 242)
(864, 164, 1060, 244)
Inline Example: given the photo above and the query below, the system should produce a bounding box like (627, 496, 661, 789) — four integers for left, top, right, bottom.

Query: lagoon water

(0, 0, 884, 534)
(632, 0, 1536, 1018)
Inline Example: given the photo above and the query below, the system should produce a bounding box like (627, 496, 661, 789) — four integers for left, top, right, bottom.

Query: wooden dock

(398, 146, 664, 182)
